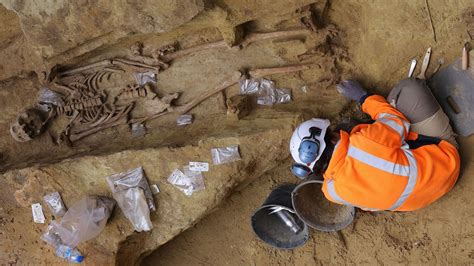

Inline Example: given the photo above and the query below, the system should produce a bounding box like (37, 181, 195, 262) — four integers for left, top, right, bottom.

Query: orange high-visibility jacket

(322, 95, 460, 211)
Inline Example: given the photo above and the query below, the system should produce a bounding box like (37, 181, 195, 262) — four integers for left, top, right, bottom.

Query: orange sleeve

(354, 95, 410, 147)
(361, 95, 409, 122)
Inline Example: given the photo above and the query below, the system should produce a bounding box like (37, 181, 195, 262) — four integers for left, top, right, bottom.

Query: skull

(10, 108, 49, 142)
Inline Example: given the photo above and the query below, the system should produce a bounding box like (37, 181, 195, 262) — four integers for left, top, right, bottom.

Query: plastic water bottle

(274, 209, 302, 234)
(55, 244, 84, 263)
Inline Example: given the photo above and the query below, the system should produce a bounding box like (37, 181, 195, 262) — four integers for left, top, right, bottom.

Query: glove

(336, 80, 367, 101)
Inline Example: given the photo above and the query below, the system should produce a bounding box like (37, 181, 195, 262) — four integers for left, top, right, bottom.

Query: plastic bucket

(291, 180, 355, 232)
(251, 184, 309, 249)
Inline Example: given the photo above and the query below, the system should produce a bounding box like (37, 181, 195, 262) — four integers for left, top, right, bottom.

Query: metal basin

(292, 180, 355, 232)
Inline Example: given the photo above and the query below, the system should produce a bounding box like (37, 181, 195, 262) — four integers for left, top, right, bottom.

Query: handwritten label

(189, 162, 209, 172)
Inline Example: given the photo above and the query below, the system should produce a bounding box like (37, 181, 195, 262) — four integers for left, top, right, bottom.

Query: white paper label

(31, 203, 45, 224)
(189, 162, 209, 172)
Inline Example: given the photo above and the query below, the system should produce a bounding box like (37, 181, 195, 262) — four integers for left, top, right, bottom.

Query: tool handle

(446, 96, 461, 114)
(462, 47, 469, 70)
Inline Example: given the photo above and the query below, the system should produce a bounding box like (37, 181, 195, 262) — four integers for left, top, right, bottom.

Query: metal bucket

(292, 180, 355, 232)
(251, 184, 310, 249)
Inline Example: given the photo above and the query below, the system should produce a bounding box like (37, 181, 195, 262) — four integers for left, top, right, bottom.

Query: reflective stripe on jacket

(322, 95, 460, 211)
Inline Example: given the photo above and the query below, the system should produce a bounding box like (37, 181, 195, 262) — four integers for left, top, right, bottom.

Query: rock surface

(0, 1, 347, 265)
(0, 0, 318, 78)
(0, 113, 301, 265)
(0, 0, 205, 59)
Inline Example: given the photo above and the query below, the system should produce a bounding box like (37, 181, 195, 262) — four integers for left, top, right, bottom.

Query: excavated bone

(160, 29, 310, 62)
(238, 29, 309, 48)
(226, 94, 252, 121)
(59, 60, 114, 76)
(57, 57, 162, 77)
(56, 96, 104, 116)
(117, 84, 157, 101)
(153, 43, 178, 60)
(130, 41, 144, 56)
(67, 103, 134, 142)
(160, 40, 229, 62)
(132, 71, 242, 124)
(249, 64, 312, 78)
(129, 41, 169, 69)
(10, 108, 51, 142)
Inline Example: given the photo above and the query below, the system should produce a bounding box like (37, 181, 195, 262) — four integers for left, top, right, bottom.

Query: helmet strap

(312, 132, 335, 175)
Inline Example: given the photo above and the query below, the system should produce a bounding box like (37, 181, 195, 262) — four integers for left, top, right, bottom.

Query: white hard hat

(290, 118, 331, 178)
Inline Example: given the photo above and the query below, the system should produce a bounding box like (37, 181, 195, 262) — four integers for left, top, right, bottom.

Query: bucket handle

(292, 179, 323, 197)
(301, 179, 323, 185)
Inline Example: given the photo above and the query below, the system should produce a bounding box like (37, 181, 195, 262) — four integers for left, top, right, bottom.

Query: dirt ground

(145, 142, 474, 265)
(144, 0, 474, 265)
(0, 0, 473, 265)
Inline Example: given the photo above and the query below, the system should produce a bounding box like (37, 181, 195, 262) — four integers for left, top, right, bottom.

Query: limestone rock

(0, 112, 301, 265)
(0, 0, 205, 59)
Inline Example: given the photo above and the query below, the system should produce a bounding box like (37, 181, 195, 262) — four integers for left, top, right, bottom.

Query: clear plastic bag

(37, 88, 64, 106)
(167, 169, 188, 192)
(134, 71, 156, 86)
(239, 78, 291, 105)
(275, 88, 292, 104)
(106, 167, 155, 232)
(259, 79, 275, 92)
(167, 167, 205, 196)
(43, 223, 85, 263)
(240, 79, 260, 94)
(52, 196, 115, 248)
(44, 191, 67, 217)
(41, 223, 62, 248)
(131, 123, 147, 138)
(211, 145, 241, 165)
(177, 114, 193, 126)
(114, 187, 152, 232)
(183, 166, 205, 193)
(36, 88, 64, 112)
(257, 83, 277, 106)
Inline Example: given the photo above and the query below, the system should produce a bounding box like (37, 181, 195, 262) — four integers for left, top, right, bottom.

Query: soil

(0, 0, 473, 265)
(146, 141, 474, 265)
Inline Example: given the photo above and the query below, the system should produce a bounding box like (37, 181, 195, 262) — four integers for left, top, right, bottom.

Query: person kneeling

(289, 79, 460, 211)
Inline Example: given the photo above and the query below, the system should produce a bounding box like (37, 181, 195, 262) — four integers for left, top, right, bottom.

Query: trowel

(417, 47, 432, 79)
(408, 59, 417, 78)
